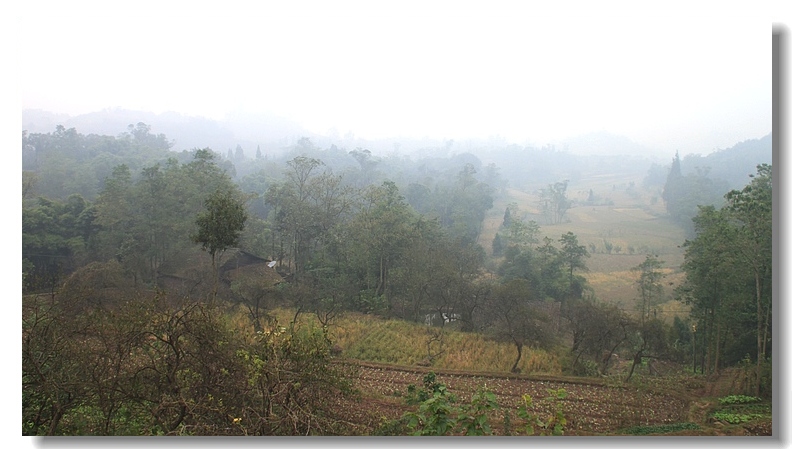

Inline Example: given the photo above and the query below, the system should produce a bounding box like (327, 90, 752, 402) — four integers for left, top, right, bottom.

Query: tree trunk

(755, 271, 762, 397)
(377, 255, 387, 297)
(601, 339, 623, 376)
(706, 308, 715, 375)
(211, 252, 218, 302)
(692, 328, 697, 374)
(251, 299, 262, 333)
(572, 349, 585, 373)
(714, 321, 722, 375)
(762, 293, 770, 362)
(47, 404, 65, 436)
(626, 351, 643, 383)
(511, 341, 523, 373)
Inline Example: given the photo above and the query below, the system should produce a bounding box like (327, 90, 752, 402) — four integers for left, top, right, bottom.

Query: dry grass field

(480, 170, 689, 319)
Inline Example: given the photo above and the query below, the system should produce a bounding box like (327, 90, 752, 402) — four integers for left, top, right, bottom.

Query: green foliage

(491, 231, 591, 372)
(23, 124, 173, 200)
(632, 255, 665, 323)
(403, 388, 459, 436)
(708, 392, 770, 426)
(192, 187, 248, 259)
(677, 165, 772, 379)
(264, 156, 352, 282)
(234, 321, 357, 435)
(622, 422, 700, 435)
(402, 374, 501, 436)
(399, 373, 460, 435)
(540, 180, 571, 224)
(426, 163, 495, 243)
(456, 388, 500, 436)
(503, 213, 540, 251)
(389, 373, 567, 436)
(492, 232, 504, 257)
(732, 355, 772, 398)
(572, 359, 601, 377)
(662, 152, 730, 235)
(22, 194, 96, 292)
(498, 232, 589, 304)
(405, 372, 447, 405)
(517, 388, 568, 436)
(718, 395, 761, 405)
(559, 232, 589, 275)
(710, 411, 763, 424)
(85, 148, 240, 285)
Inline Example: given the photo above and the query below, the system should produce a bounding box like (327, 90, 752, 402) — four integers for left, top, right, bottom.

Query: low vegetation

(374, 372, 569, 436)
(710, 395, 770, 426)
(621, 422, 701, 436)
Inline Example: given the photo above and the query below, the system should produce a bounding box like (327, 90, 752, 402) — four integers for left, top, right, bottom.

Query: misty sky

(16, 1, 782, 155)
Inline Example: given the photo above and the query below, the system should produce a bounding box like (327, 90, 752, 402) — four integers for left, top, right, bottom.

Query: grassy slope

(265, 307, 562, 375)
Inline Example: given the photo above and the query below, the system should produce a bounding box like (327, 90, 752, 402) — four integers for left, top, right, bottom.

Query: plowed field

(332, 361, 692, 436)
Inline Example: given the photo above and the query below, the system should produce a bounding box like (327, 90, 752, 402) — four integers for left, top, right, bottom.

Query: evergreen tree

(492, 233, 504, 257)
(502, 207, 512, 228)
(662, 152, 682, 216)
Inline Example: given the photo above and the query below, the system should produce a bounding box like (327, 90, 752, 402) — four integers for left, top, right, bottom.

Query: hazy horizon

(17, 1, 777, 158)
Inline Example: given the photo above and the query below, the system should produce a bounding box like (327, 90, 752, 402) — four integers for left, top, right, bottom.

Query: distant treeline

(641, 134, 772, 236)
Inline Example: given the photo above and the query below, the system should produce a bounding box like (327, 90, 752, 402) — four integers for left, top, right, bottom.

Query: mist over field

(18, 0, 780, 439)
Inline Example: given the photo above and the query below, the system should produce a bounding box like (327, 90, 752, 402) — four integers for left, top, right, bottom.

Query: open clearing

(481, 182, 688, 311)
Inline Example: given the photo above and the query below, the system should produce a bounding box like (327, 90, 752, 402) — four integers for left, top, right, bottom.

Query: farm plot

(341, 362, 689, 435)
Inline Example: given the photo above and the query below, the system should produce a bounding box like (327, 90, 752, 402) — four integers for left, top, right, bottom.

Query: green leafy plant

(456, 387, 500, 436)
(403, 390, 458, 436)
(516, 388, 568, 436)
(397, 372, 503, 436)
(718, 395, 761, 406)
(401, 373, 459, 436)
(405, 372, 448, 405)
(711, 411, 762, 424)
(622, 422, 700, 435)
(709, 394, 770, 426)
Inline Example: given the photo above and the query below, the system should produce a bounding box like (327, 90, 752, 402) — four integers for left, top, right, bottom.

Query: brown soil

(331, 360, 695, 435)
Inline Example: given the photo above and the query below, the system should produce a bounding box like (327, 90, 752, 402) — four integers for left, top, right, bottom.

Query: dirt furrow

(342, 361, 689, 435)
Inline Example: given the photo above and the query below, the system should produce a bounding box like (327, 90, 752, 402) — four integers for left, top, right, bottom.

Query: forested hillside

(21, 123, 772, 436)
(646, 133, 772, 236)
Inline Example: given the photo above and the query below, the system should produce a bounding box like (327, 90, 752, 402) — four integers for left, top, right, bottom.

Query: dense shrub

(22, 288, 356, 435)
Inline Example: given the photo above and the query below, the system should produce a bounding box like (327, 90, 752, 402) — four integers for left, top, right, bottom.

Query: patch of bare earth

(331, 361, 690, 435)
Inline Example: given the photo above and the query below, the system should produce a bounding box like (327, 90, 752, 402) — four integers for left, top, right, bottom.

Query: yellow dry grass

(262, 307, 562, 375)
(488, 178, 689, 313)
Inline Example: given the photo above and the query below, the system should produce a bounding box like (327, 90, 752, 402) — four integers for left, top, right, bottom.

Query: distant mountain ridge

(22, 109, 771, 172)
(22, 108, 311, 155)
(21, 108, 448, 158)
(679, 133, 772, 190)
